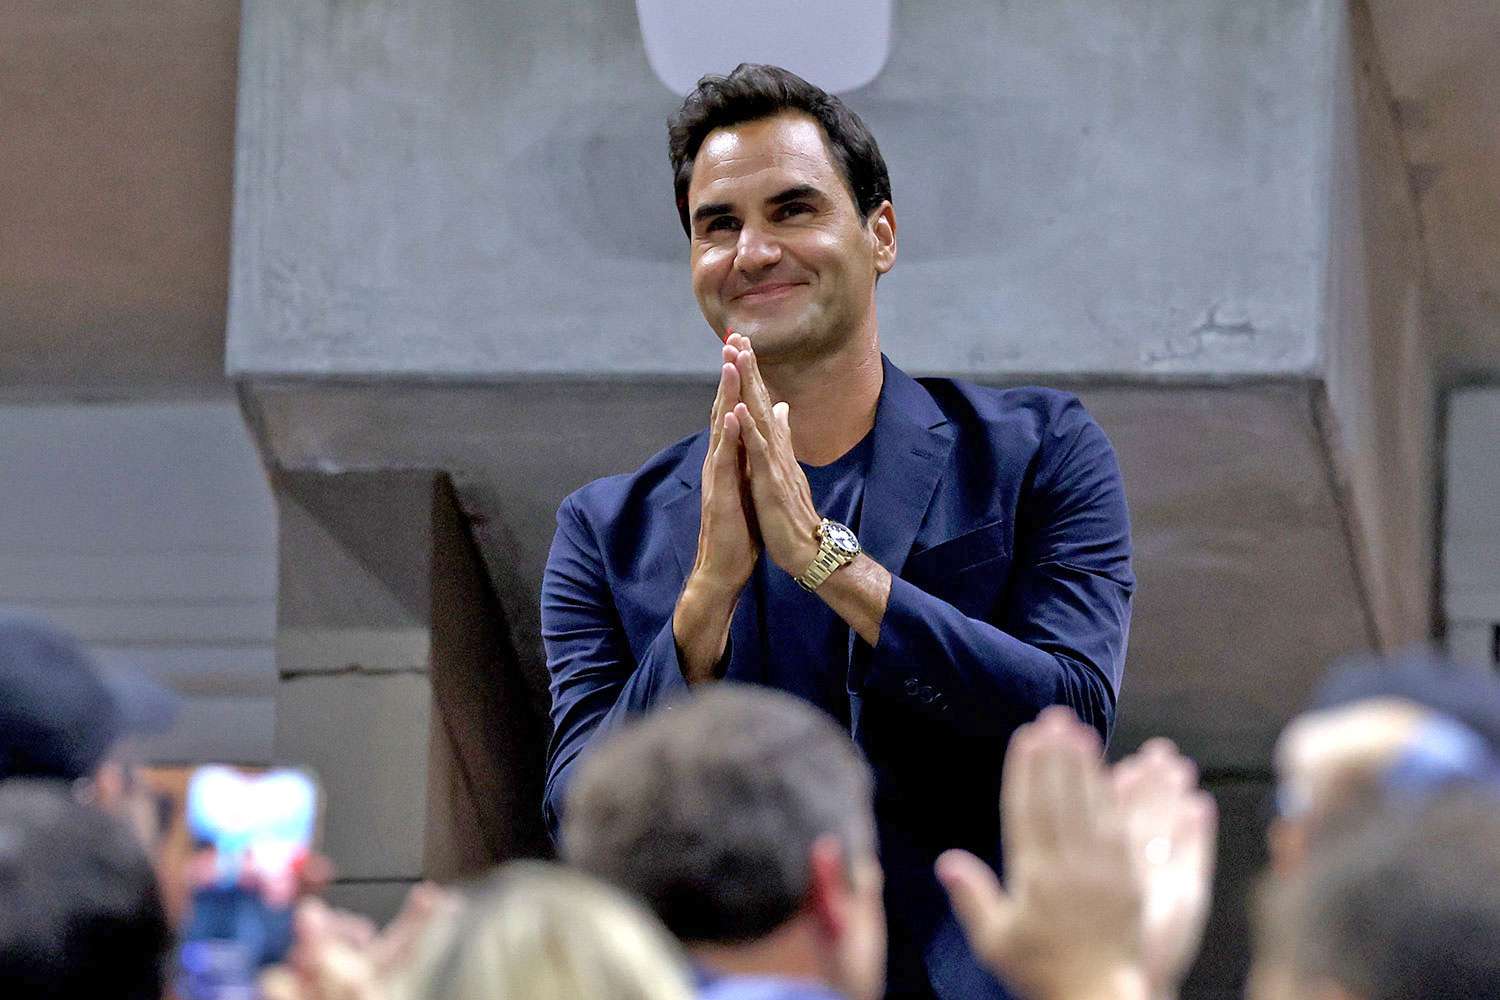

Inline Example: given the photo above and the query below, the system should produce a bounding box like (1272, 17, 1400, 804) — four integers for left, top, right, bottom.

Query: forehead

(686, 112, 846, 207)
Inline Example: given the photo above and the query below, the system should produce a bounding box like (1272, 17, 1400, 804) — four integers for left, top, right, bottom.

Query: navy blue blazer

(542, 356, 1133, 1000)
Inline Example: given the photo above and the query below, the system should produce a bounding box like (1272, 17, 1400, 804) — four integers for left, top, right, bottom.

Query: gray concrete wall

(1321, 0, 1435, 648)
(228, 0, 1333, 381)
(274, 471, 547, 920)
(1445, 387, 1500, 668)
(227, 4, 1437, 995)
(0, 400, 277, 765)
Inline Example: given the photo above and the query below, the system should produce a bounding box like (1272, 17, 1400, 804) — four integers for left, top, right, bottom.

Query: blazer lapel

(860, 355, 955, 574)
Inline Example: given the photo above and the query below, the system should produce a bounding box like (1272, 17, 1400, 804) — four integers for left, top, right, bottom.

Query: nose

(733, 222, 782, 275)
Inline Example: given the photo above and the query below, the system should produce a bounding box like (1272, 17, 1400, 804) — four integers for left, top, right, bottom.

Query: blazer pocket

(904, 519, 1012, 580)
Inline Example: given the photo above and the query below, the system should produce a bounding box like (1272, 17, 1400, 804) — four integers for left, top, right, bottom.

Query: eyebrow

(691, 185, 828, 227)
(766, 184, 823, 207)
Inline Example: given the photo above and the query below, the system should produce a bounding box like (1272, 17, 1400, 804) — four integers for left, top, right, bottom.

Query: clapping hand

(937, 708, 1217, 1000)
(1113, 739, 1217, 1000)
(673, 334, 763, 682)
(260, 883, 459, 1000)
(938, 708, 1147, 1000)
(722, 334, 822, 576)
(690, 335, 763, 592)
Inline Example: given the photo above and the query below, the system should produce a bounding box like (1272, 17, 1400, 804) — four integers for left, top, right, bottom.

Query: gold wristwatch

(795, 518, 862, 592)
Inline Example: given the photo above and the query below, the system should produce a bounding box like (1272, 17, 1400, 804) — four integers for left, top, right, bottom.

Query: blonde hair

(394, 862, 695, 1000)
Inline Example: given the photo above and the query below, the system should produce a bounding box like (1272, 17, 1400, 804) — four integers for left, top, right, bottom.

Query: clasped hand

(693, 332, 823, 590)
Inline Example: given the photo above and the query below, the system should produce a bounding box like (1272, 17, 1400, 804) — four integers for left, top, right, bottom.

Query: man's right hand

(674, 337, 761, 684)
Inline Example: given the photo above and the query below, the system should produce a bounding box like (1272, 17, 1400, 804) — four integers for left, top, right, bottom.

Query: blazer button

(904, 677, 920, 696)
(919, 685, 938, 704)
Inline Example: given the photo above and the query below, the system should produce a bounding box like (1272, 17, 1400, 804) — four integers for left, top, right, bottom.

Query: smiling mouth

(735, 282, 805, 302)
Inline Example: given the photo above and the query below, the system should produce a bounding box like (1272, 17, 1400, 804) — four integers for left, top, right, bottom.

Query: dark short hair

(560, 685, 875, 945)
(667, 64, 892, 235)
(1282, 793, 1500, 1000)
(0, 781, 171, 1000)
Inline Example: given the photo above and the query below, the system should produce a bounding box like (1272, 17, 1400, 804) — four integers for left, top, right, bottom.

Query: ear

(867, 201, 896, 275)
(87, 758, 128, 811)
(806, 834, 852, 941)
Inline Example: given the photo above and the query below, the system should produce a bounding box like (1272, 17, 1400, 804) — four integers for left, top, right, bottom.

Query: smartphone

(177, 766, 321, 999)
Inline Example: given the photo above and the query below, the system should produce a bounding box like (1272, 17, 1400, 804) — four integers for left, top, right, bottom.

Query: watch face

(822, 521, 861, 558)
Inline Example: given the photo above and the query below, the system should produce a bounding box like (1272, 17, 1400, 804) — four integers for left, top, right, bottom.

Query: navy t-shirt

(753, 429, 874, 727)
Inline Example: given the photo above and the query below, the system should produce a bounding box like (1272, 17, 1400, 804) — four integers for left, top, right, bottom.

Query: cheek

(800, 230, 867, 285)
(693, 245, 734, 292)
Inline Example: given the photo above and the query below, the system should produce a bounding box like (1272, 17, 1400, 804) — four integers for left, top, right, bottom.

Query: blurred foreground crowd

(4, 608, 1500, 1000)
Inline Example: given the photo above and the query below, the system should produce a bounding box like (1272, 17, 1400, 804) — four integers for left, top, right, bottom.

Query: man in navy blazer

(542, 65, 1133, 1000)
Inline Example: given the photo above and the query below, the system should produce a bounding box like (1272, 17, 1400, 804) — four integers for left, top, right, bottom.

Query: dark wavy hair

(667, 63, 892, 235)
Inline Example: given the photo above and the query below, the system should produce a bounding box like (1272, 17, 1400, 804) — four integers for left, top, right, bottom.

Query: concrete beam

(273, 471, 548, 890)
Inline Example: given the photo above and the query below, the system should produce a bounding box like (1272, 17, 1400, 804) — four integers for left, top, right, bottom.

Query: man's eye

(706, 216, 739, 233)
(779, 203, 813, 218)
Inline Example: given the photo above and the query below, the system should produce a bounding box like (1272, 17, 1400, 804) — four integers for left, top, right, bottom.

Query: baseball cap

(1310, 646, 1500, 752)
(0, 611, 180, 782)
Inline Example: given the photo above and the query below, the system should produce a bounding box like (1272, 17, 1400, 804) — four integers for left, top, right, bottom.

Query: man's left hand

(724, 337, 823, 577)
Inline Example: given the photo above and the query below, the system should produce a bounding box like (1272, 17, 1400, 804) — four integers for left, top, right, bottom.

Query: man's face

(685, 111, 893, 363)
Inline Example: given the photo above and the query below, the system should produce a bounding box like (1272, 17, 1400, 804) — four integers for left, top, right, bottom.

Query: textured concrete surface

(273, 471, 548, 887)
(1445, 387, 1500, 668)
(0, 400, 277, 764)
(226, 0, 1427, 775)
(227, 0, 1332, 380)
(225, 3, 1441, 993)
(276, 670, 432, 880)
(2, 1, 1491, 396)
(1321, 1, 1435, 650)
(244, 377, 1373, 771)
(1367, 0, 1500, 378)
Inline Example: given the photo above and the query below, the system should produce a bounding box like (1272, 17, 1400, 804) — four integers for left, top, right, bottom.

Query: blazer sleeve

(852, 404, 1133, 742)
(540, 492, 691, 839)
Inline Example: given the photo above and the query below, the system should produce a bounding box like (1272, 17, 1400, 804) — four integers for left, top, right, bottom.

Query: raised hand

(695, 342, 761, 589)
(1112, 739, 1218, 1000)
(259, 884, 459, 1000)
(673, 337, 762, 683)
(723, 338, 822, 577)
(937, 708, 1151, 1000)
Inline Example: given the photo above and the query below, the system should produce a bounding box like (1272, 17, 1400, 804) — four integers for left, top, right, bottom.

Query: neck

(690, 918, 833, 990)
(758, 318, 883, 467)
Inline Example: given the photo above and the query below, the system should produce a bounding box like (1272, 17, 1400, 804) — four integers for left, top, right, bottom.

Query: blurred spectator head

(666, 63, 892, 235)
(399, 861, 693, 1000)
(0, 611, 178, 824)
(0, 780, 171, 1000)
(1252, 793, 1500, 1000)
(562, 685, 884, 1000)
(1270, 648, 1500, 873)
